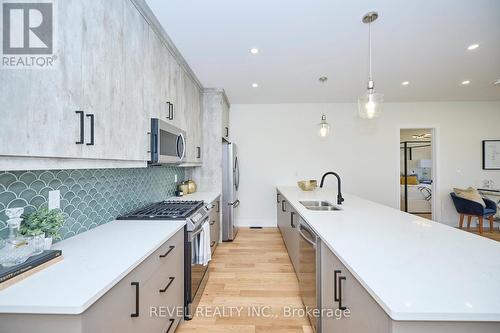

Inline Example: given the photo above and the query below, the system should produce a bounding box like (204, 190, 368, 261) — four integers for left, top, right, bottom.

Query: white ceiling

(146, 0, 500, 104)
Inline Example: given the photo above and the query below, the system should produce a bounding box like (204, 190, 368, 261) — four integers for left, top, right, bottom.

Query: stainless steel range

(117, 200, 209, 320)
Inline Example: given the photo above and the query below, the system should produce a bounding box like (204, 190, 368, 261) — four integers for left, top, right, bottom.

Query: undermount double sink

(299, 200, 342, 211)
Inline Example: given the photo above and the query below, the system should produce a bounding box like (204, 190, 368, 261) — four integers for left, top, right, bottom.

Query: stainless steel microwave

(150, 118, 186, 164)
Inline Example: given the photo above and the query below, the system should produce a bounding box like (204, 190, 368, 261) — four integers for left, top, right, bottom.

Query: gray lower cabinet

(209, 197, 221, 254)
(0, 228, 185, 333)
(276, 191, 299, 272)
(321, 241, 500, 333)
(321, 241, 391, 333)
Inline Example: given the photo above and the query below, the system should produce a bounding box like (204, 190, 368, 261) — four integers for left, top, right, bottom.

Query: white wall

(230, 102, 500, 227)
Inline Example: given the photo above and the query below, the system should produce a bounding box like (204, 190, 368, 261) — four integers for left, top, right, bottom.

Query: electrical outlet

(48, 190, 60, 210)
(174, 174, 178, 183)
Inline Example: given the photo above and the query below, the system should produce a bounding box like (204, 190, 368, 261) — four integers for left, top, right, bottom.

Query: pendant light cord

(368, 20, 372, 81)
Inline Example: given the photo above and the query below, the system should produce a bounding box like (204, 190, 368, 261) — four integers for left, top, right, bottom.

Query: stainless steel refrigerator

(222, 141, 239, 241)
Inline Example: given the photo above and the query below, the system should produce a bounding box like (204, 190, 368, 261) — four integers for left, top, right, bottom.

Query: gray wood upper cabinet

(222, 96, 230, 139)
(0, 0, 204, 169)
(0, 0, 85, 160)
(182, 68, 203, 165)
(80, 0, 149, 162)
(144, 25, 168, 122)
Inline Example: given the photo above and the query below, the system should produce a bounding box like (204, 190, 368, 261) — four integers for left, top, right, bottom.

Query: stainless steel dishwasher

(298, 218, 321, 332)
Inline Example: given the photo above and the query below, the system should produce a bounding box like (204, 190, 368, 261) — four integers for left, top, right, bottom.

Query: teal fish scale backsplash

(0, 166, 184, 240)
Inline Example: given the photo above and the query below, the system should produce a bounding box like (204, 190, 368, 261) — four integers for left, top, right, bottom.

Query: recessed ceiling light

(461, 80, 471, 85)
(251, 83, 259, 88)
(250, 48, 259, 54)
(401, 81, 410, 86)
(319, 76, 328, 83)
(467, 44, 479, 50)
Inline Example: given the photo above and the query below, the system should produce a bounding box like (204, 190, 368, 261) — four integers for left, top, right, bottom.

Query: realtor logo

(1, 0, 56, 68)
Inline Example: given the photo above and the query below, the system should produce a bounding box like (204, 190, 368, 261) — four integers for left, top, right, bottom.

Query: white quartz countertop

(169, 191, 221, 204)
(277, 186, 500, 322)
(0, 220, 185, 315)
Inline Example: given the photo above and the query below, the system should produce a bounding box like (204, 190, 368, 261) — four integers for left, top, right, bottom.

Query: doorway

(400, 129, 434, 220)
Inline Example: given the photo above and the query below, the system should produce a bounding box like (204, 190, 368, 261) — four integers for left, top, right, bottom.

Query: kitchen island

(277, 186, 500, 332)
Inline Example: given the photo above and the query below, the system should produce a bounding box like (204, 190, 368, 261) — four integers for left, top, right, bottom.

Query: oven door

(150, 118, 186, 164)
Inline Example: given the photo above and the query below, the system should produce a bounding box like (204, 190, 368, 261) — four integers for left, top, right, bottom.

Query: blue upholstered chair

(450, 193, 497, 234)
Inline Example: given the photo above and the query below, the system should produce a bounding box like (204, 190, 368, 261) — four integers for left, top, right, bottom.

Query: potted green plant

(20, 208, 64, 249)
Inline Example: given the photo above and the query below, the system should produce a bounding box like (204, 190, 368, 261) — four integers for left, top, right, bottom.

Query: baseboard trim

(235, 219, 276, 228)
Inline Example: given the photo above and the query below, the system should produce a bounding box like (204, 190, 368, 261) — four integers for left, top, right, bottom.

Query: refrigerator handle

(234, 156, 240, 190)
(229, 200, 240, 208)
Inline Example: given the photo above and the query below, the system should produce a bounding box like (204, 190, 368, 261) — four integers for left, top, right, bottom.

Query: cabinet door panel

(0, 0, 84, 159)
(222, 97, 229, 139)
(81, 0, 124, 159)
(82, 272, 136, 333)
(121, 0, 149, 161)
(168, 52, 182, 128)
(144, 27, 164, 120)
(181, 69, 203, 164)
(321, 242, 390, 333)
(81, 0, 148, 161)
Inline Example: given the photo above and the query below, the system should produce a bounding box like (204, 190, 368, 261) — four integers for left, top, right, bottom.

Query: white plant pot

(44, 237, 53, 250)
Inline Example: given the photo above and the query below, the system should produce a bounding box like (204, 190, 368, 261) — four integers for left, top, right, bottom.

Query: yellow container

(297, 180, 318, 191)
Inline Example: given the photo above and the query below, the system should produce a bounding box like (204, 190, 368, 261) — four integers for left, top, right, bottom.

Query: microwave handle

(153, 132, 158, 155)
(176, 133, 186, 161)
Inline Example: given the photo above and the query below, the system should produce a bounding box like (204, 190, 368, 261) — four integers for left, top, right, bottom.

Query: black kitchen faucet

(320, 172, 344, 205)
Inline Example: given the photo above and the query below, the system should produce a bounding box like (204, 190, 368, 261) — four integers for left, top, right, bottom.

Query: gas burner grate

(117, 200, 204, 220)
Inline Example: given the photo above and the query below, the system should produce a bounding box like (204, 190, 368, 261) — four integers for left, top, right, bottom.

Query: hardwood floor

(177, 228, 312, 333)
(413, 213, 432, 220)
(460, 227, 500, 242)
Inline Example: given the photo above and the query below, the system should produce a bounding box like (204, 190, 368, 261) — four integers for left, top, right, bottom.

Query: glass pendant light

(358, 11, 383, 119)
(318, 114, 330, 138)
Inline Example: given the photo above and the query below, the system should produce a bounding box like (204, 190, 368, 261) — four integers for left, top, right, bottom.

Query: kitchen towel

(194, 221, 211, 266)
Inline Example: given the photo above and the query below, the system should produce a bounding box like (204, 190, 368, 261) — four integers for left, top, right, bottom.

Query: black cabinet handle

(166, 318, 175, 333)
(338, 276, 347, 310)
(210, 241, 216, 247)
(169, 102, 174, 120)
(334, 270, 341, 302)
(159, 277, 175, 293)
(75, 111, 84, 144)
(159, 245, 175, 258)
(197, 146, 201, 159)
(290, 212, 296, 228)
(281, 200, 287, 212)
(210, 220, 215, 226)
(86, 114, 94, 145)
(165, 102, 171, 120)
(216, 201, 220, 213)
(277, 193, 280, 204)
(225, 127, 229, 137)
(334, 270, 347, 310)
(147, 132, 151, 153)
(131, 282, 139, 317)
